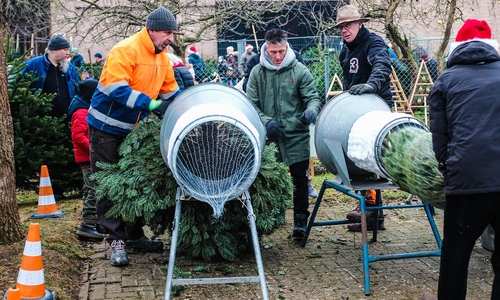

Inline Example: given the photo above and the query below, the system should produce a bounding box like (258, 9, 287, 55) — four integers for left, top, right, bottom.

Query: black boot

(292, 213, 308, 238)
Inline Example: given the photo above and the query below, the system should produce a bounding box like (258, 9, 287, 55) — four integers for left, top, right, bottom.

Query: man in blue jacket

(23, 34, 80, 118)
(23, 34, 81, 199)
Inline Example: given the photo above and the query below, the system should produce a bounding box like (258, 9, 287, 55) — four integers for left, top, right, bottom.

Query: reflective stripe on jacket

(87, 28, 179, 136)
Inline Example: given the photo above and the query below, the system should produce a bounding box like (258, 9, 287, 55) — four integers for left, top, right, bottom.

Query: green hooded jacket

(247, 51, 322, 166)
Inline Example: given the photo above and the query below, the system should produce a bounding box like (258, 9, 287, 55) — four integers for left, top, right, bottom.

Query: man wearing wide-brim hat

(335, 5, 393, 232)
(335, 4, 392, 106)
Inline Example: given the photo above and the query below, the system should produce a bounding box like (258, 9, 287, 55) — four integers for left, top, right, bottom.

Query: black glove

(301, 109, 317, 125)
(266, 120, 285, 141)
(153, 99, 173, 117)
(349, 83, 374, 95)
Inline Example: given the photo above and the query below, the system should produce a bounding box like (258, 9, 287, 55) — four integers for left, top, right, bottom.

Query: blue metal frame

(301, 179, 442, 295)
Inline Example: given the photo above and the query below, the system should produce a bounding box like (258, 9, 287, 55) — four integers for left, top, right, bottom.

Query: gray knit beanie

(48, 34, 70, 50)
(146, 7, 178, 31)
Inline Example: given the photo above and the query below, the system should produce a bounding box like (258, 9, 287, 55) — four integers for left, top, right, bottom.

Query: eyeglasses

(339, 22, 358, 31)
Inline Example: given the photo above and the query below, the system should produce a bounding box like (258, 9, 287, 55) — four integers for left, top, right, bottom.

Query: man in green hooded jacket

(246, 28, 322, 238)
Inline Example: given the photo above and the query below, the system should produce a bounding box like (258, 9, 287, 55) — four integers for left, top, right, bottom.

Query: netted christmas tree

(93, 115, 293, 261)
(381, 126, 445, 209)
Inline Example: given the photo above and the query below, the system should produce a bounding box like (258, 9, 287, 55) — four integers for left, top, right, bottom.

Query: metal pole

(164, 194, 182, 300)
(324, 51, 330, 102)
(245, 196, 269, 300)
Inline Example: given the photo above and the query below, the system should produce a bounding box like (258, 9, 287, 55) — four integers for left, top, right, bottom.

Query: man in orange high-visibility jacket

(87, 6, 181, 267)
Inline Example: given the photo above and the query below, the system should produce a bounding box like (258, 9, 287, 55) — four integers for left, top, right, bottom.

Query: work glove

(149, 100, 162, 111)
(301, 109, 317, 125)
(155, 99, 172, 116)
(266, 119, 285, 142)
(349, 83, 374, 95)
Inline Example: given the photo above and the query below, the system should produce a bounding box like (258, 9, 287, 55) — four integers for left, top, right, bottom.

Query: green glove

(149, 100, 162, 111)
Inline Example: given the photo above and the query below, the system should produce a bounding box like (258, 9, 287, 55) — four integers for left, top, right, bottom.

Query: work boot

(76, 224, 105, 241)
(347, 219, 386, 232)
(110, 239, 129, 266)
(125, 236, 164, 252)
(292, 213, 308, 238)
(308, 183, 318, 198)
(346, 205, 362, 222)
(96, 224, 108, 234)
(346, 206, 378, 223)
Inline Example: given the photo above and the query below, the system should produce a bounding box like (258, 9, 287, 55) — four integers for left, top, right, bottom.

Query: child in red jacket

(68, 79, 105, 240)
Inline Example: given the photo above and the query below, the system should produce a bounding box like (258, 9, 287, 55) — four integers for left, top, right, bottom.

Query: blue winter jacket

(23, 53, 80, 100)
(188, 53, 205, 82)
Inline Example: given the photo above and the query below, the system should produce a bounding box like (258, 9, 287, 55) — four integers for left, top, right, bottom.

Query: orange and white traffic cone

(30, 165, 65, 219)
(4, 287, 20, 300)
(14, 223, 55, 300)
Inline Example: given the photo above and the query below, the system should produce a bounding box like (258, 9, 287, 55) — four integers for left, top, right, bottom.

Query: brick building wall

(49, 0, 500, 64)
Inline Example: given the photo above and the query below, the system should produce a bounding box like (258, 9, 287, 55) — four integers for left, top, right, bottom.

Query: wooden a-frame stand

(409, 60, 434, 125)
(390, 66, 413, 115)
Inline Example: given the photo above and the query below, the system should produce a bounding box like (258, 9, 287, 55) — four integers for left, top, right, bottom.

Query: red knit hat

(245, 44, 253, 50)
(455, 19, 491, 42)
(187, 46, 197, 55)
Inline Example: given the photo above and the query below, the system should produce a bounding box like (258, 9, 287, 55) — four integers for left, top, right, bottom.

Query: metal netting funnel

(315, 92, 426, 188)
(160, 83, 266, 218)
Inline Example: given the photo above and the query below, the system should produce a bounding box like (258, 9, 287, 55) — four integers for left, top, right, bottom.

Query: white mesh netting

(173, 120, 257, 218)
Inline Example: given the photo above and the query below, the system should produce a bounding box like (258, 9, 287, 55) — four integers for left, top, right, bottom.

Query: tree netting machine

(159, 84, 269, 300)
(301, 92, 442, 295)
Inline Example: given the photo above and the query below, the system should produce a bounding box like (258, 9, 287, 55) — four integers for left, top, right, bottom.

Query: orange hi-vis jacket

(87, 28, 179, 137)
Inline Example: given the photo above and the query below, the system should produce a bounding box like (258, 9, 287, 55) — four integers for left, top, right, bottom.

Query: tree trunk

(0, 10, 23, 244)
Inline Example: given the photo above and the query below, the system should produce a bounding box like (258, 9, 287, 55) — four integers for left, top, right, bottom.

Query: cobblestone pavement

(79, 196, 494, 300)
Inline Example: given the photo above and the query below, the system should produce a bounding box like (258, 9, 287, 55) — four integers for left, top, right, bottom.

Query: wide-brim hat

(334, 5, 370, 28)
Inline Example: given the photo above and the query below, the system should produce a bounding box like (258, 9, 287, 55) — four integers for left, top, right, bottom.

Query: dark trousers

(89, 126, 145, 243)
(289, 159, 310, 217)
(438, 192, 500, 300)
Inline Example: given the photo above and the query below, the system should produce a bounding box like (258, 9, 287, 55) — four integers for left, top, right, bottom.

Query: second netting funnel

(160, 83, 266, 218)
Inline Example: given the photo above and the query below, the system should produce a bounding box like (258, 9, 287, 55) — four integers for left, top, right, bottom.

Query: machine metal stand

(164, 188, 269, 300)
(301, 178, 442, 295)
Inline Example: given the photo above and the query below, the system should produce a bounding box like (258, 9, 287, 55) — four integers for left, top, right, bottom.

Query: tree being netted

(92, 115, 293, 261)
(381, 126, 445, 209)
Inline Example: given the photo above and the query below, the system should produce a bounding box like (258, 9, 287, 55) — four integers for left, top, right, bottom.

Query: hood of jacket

(68, 95, 90, 119)
(447, 40, 500, 68)
(259, 42, 296, 71)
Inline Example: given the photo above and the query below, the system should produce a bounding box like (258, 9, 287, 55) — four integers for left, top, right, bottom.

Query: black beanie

(47, 34, 70, 50)
(146, 7, 178, 31)
(78, 79, 99, 102)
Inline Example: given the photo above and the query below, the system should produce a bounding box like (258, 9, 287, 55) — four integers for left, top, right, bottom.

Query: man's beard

(58, 59, 69, 73)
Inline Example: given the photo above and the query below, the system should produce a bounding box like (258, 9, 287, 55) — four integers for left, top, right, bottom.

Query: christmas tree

(93, 115, 293, 261)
